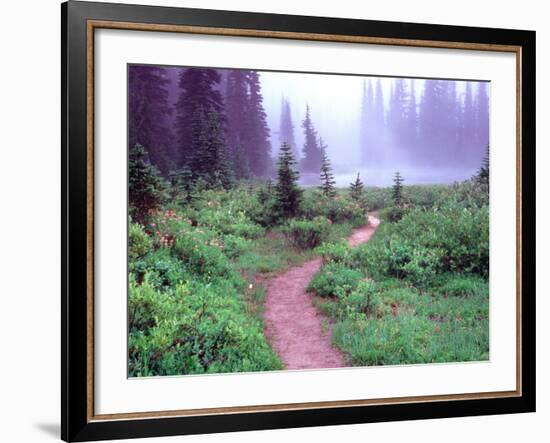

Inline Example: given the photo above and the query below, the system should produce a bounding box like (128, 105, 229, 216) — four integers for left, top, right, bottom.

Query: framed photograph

(62, 1, 535, 441)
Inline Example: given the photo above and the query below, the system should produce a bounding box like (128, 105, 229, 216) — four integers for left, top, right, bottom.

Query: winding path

(263, 214, 381, 370)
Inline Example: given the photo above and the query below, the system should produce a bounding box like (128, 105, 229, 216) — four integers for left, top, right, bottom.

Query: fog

(132, 65, 489, 187)
(259, 71, 488, 186)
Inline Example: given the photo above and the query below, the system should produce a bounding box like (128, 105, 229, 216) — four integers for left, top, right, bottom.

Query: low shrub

(221, 234, 251, 259)
(307, 263, 363, 298)
(284, 216, 331, 249)
(129, 222, 152, 261)
(131, 249, 187, 289)
(380, 205, 408, 223)
(341, 280, 379, 317)
(128, 278, 282, 376)
(317, 241, 351, 265)
(174, 233, 233, 279)
(300, 192, 367, 227)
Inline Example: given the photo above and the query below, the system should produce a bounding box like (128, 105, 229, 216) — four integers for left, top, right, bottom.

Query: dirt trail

(263, 214, 381, 370)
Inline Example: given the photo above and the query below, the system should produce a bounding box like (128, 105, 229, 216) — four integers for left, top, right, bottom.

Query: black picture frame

(62, 1, 536, 441)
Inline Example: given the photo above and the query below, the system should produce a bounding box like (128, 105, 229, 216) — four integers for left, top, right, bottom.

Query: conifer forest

(128, 65, 490, 376)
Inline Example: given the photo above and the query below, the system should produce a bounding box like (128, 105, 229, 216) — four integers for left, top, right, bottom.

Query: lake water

(299, 167, 478, 188)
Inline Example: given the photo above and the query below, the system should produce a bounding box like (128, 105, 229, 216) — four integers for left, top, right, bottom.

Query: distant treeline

(360, 78, 489, 168)
(128, 66, 489, 181)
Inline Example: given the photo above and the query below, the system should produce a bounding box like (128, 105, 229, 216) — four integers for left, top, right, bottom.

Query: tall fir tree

(475, 82, 490, 159)
(275, 142, 302, 218)
(300, 105, 322, 173)
(224, 69, 249, 163)
(475, 143, 490, 189)
(189, 107, 233, 189)
(279, 97, 298, 159)
(359, 79, 375, 165)
(349, 172, 367, 210)
(373, 78, 386, 165)
(318, 139, 336, 197)
(128, 65, 174, 174)
(246, 71, 272, 177)
(386, 78, 409, 159)
(175, 68, 224, 167)
(461, 82, 476, 156)
(129, 143, 166, 223)
(392, 171, 405, 206)
(406, 79, 418, 152)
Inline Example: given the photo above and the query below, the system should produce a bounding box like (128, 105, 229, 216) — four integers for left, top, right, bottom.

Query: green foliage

(128, 277, 282, 376)
(349, 172, 368, 210)
(275, 143, 302, 218)
(283, 216, 331, 249)
(129, 222, 152, 261)
(392, 171, 405, 206)
(307, 263, 363, 298)
(253, 180, 280, 227)
(355, 203, 489, 287)
(439, 275, 488, 298)
(330, 276, 489, 366)
(474, 144, 490, 189)
(318, 143, 336, 197)
(189, 106, 234, 190)
(300, 191, 367, 227)
(129, 144, 166, 223)
(380, 205, 408, 223)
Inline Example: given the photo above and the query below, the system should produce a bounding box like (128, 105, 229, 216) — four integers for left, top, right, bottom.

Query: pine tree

(129, 143, 166, 223)
(461, 82, 476, 157)
(392, 171, 405, 206)
(373, 78, 385, 165)
(224, 70, 249, 161)
(246, 71, 272, 177)
(318, 139, 336, 197)
(300, 105, 322, 173)
(275, 142, 302, 218)
(128, 65, 174, 174)
(279, 97, 298, 158)
(232, 142, 251, 180)
(349, 172, 367, 210)
(475, 82, 490, 154)
(406, 79, 418, 152)
(189, 107, 233, 189)
(175, 68, 224, 167)
(475, 144, 490, 188)
(359, 80, 374, 165)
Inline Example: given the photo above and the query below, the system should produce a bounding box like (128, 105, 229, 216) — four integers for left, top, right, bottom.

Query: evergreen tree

(232, 142, 251, 180)
(246, 71, 272, 176)
(475, 82, 490, 154)
(349, 172, 367, 210)
(406, 79, 418, 152)
(373, 78, 386, 164)
(318, 139, 336, 197)
(129, 143, 166, 223)
(359, 80, 374, 165)
(175, 68, 224, 167)
(224, 70, 249, 161)
(279, 97, 298, 158)
(461, 82, 476, 156)
(300, 105, 322, 173)
(168, 167, 194, 204)
(128, 65, 174, 174)
(475, 144, 490, 188)
(275, 143, 302, 218)
(392, 171, 405, 206)
(189, 107, 233, 189)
